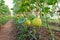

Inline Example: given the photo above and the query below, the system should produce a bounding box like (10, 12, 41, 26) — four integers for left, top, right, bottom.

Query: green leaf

(42, 7, 50, 13)
(30, 0, 36, 4)
(46, 0, 57, 5)
(28, 14, 35, 21)
(18, 17, 26, 24)
(0, 0, 10, 15)
(39, 0, 44, 3)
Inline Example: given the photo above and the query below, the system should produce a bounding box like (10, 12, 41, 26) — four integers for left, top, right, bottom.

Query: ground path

(0, 19, 18, 40)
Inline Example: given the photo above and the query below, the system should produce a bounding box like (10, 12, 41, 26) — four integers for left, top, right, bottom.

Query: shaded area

(36, 27, 60, 40)
(20, 26, 60, 40)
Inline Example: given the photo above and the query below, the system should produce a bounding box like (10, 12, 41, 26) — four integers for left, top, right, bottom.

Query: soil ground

(36, 27, 60, 40)
(0, 19, 18, 40)
(0, 19, 60, 40)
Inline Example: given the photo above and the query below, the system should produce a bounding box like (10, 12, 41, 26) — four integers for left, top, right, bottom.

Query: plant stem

(28, 27, 37, 40)
(46, 17, 54, 40)
(33, 27, 37, 40)
(36, 0, 38, 17)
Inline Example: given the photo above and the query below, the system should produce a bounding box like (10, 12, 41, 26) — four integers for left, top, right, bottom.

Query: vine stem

(35, 0, 39, 17)
(33, 27, 37, 40)
(46, 17, 54, 40)
(42, 1, 54, 40)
